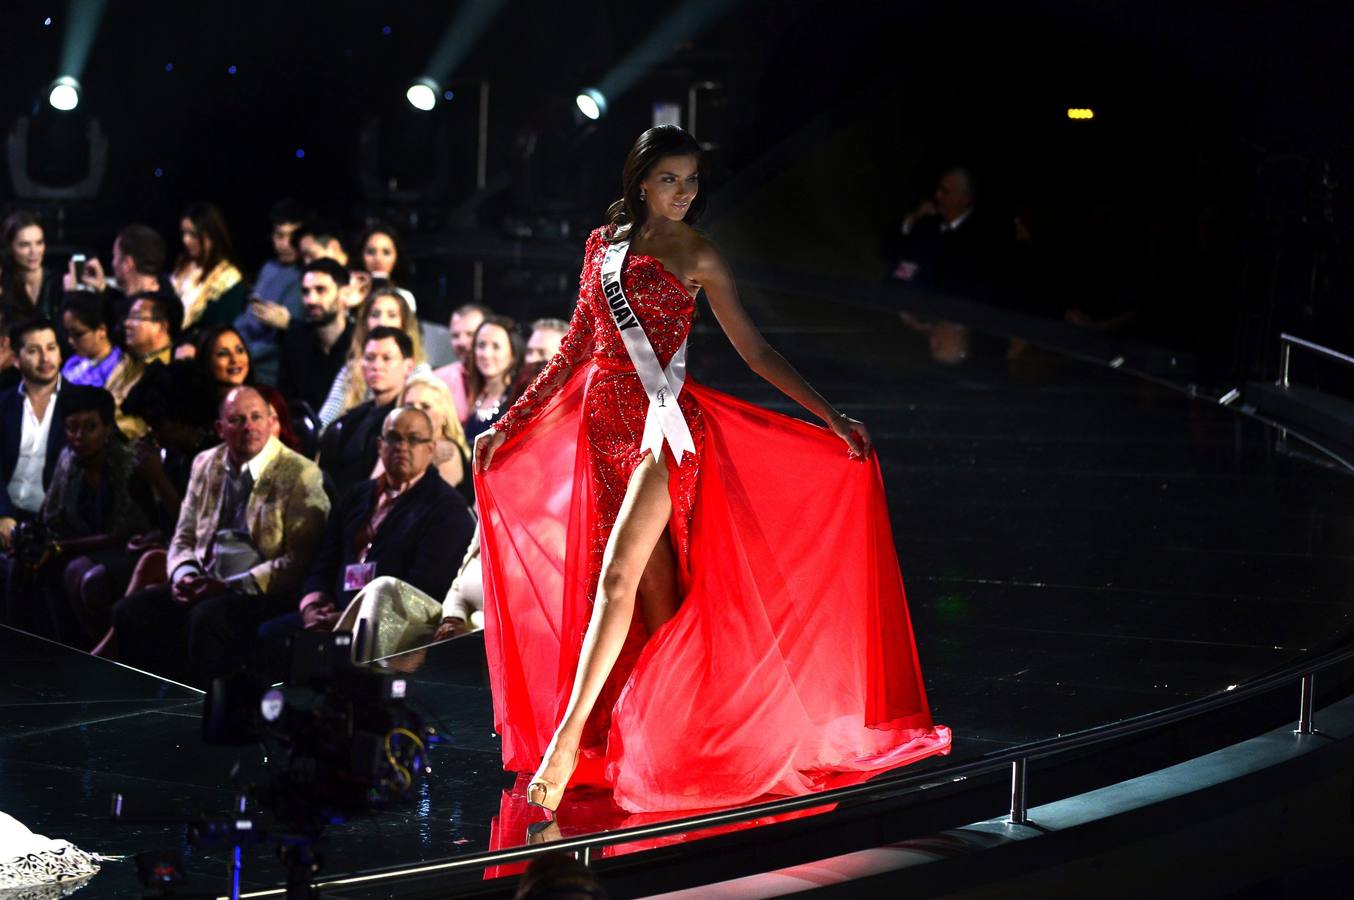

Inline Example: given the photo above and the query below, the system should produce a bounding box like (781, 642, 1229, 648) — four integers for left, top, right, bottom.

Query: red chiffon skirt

(477, 363, 950, 813)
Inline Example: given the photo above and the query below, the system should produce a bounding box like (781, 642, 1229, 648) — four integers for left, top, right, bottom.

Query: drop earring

(639, 188, 647, 201)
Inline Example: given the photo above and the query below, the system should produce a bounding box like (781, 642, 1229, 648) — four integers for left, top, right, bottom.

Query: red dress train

(476, 226, 950, 813)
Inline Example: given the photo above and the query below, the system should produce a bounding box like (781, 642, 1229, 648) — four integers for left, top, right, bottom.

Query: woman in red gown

(473, 125, 949, 815)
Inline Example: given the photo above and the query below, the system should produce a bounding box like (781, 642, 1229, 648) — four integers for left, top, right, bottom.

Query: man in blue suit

(0, 318, 75, 550)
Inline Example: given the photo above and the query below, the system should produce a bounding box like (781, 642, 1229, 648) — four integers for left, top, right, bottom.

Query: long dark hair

(193, 324, 253, 390)
(604, 125, 706, 240)
(1, 210, 45, 304)
(192, 324, 303, 450)
(464, 315, 525, 401)
(355, 222, 412, 284)
(176, 202, 238, 275)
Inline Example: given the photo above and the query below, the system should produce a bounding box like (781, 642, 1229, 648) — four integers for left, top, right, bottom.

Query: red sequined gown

(476, 226, 950, 813)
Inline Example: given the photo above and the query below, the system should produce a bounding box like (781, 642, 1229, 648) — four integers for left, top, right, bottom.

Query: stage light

(1067, 108, 1095, 120)
(47, 76, 81, 111)
(576, 87, 607, 120)
(406, 77, 440, 111)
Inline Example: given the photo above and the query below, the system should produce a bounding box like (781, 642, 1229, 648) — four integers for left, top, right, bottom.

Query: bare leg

(530, 452, 673, 808)
(637, 527, 678, 635)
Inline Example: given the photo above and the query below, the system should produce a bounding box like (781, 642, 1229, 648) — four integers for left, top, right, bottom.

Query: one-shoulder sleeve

(492, 231, 602, 440)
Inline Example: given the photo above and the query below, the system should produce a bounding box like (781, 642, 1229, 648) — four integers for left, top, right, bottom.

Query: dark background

(2, 0, 1352, 381)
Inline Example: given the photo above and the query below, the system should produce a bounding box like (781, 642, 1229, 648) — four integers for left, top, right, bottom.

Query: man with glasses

(260, 405, 473, 661)
(104, 295, 178, 440)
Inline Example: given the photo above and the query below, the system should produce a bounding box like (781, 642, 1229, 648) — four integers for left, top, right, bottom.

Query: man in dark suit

(0, 318, 76, 549)
(317, 326, 415, 497)
(261, 405, 474, 662)
(886, 166, 1000, 301)
(277, 258, 354, 417)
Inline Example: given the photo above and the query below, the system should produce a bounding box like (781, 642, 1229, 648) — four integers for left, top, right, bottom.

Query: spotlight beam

(425, 0, 511, 85)
(58, 0, 109, 82)
(596, 0, 741, 106)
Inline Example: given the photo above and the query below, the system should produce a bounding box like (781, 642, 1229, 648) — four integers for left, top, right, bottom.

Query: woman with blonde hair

(317, 287, 429, 428)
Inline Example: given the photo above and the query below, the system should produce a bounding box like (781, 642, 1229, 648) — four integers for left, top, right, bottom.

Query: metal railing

(1278, 333, 1354, 389)
(234, 636, 1354, 898)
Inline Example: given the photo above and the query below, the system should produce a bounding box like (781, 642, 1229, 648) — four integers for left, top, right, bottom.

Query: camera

(119, 630, 438, 898)
(203, 629, 434, 818)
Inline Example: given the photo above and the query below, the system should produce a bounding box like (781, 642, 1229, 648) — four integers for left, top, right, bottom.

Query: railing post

(1279, 341, 1292, 388)
(1008, 758, 1029, 825)
(1297, 673, 1316, 735)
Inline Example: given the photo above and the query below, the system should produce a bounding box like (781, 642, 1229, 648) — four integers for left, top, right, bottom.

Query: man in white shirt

(0, 318, 68, 550)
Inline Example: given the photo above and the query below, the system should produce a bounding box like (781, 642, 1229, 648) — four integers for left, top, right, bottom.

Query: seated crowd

(0, 203, 569, 685)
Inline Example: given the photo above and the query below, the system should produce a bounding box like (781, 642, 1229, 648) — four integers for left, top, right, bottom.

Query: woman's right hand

(473, 429, 506, 473)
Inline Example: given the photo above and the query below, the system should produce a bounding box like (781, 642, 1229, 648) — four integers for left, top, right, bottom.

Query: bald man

(113, 386, 330, 683)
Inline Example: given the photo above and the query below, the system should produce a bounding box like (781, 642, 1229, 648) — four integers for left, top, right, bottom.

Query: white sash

(599, 240, 695, 463)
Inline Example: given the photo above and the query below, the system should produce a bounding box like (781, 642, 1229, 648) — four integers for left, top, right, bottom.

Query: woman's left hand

(831, 414, 871, 460)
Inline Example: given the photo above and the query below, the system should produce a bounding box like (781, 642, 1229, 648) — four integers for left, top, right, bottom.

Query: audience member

(37, 388, 170, 645)
(317, 287, 428, 428)
(104, 295, 176, 440)
(0, 212, 63, 323)
(171, 202, 247, 337)
(59, 294, 122, 388)
(378, 373, 471, 499)
(236, 199, 308, 386)
(355, 222, 417, 312)
(193, 324, 302, 451)
(464, 315, 525, 442)
(113, 386, 329, 683)
(262, 406, 473, 662)
(435, 529, 482, 640)
(95, 363, 221, 628)
(513, 851, 608, 899)
(433, 302, 488, 422)
(120, 360, 219, 507)
(886, 166, 1000, 300)
(317, 327, 415, 495)
(64, 224, 177, 330)
(0, 319, 73, 550)
(277, 258, 354, 417)
(0, 304, 21, 392)
(525, 317, 568, 365)
(294, 222, 349, 267)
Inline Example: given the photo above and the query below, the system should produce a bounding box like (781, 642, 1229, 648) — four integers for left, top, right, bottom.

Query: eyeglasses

(379, 433, 432, 447)
(124, 315, 161, 323)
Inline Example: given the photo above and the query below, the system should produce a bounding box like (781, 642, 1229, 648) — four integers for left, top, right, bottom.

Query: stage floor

(5, 294, 1354, 897)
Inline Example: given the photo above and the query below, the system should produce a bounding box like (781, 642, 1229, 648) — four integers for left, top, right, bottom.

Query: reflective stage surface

(4, 295, 1354, 896)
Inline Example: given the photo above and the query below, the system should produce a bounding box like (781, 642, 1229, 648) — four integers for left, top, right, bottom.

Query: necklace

(475, 390, 506, 422)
